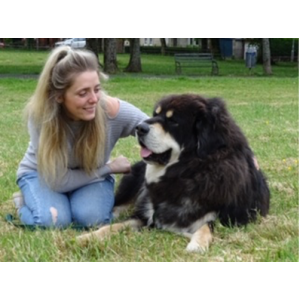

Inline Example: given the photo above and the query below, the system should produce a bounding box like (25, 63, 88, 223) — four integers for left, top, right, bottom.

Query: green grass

(0, 50, 47, 74)
(0, 49, 298, 77)
(0, 50, 298, 261)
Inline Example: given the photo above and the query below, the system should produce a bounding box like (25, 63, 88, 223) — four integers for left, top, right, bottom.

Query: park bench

(174, 53, 219, 75)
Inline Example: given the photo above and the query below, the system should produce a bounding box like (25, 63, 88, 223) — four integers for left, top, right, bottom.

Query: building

(140, 38, 245, 58)
(141, 38, 197, 47)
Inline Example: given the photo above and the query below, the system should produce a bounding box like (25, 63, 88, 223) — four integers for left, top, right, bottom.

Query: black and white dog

(78, 94, 270, 252)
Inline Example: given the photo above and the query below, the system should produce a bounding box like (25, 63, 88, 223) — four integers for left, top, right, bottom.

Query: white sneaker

(13, 191, 24, 210)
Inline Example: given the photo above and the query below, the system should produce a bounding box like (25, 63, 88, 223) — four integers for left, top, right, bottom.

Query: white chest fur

(145, 164, 167, 184)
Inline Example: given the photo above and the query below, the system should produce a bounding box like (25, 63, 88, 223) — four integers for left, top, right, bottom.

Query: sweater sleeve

(51, 165, 112, 193)
(111, 100, 149, 138)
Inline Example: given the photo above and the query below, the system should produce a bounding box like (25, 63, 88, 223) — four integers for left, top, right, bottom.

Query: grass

(0, 50, 298, 261)
(0, 49, 299, 77)
(0, 50, 47, 74)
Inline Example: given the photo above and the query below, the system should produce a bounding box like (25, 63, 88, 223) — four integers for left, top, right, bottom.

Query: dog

(77, 94, 270, 252)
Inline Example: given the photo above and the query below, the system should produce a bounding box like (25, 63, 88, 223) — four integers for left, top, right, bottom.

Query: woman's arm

(51, 155, 131, 193)
(111, 99, 149, 137)
(51, 164, 112, 193)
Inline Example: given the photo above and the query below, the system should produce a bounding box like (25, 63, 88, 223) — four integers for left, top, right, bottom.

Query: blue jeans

(17, 171, 115, 228)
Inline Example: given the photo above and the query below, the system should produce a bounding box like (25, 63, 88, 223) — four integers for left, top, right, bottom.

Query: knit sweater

(16, 100, 148, 193)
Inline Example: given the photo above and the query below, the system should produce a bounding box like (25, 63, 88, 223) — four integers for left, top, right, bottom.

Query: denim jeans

(17, 171, 115, 228)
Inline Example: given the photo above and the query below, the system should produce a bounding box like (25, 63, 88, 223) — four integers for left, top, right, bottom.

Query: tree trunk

(98, 38, 103, 53)
(86, 38, 99, 57)
(124, 38, 142, 72)
(27, 38, 35, 50)
(262, 38, 272, 75)
(160, 38, 167, 55)
(117, 38, 125, 54)
(201, 38, 208, 52)
(210, 39, 220, 55)
(297, 41, 300, 67)
(104, 38, 118, 74)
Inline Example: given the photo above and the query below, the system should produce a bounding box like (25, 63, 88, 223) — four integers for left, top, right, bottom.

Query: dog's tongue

(140, 147, 152, 158)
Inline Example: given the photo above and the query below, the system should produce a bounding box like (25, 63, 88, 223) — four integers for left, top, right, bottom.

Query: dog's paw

(186, 240, 208, 253)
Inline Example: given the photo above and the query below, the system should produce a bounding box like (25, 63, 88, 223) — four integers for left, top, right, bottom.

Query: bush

(270, 38, 298, 57)
(4, 38, 12, 44)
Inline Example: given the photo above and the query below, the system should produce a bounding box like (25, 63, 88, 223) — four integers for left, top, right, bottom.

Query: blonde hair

(25, 46, 107, 187)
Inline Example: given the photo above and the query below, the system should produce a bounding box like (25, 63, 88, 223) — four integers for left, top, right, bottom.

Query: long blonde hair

(25, 46, 107, 187)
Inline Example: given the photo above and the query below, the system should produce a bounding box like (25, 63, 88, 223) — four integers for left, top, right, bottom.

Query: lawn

(0, 49, 298, 77)
(0, 49, 298, 261)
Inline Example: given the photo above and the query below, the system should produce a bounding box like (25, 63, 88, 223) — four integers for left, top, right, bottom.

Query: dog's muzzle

(136, 122, 150, 137)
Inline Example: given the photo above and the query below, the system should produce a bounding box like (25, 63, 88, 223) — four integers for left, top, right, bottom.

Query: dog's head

(136, 94, 246, 166)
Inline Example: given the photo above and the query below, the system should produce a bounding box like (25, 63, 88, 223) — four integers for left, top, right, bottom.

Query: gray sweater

(17, 100, 148, 193)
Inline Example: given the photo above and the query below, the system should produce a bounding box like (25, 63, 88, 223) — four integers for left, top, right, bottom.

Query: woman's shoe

(12, 191, 24, 210)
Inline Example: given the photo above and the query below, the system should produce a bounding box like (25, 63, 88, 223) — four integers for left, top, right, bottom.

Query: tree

(201, 38, 208, 52)
(104, 38, 118, 74)
(210, 39, 221, 56)
(285, 38, 299, 66)
(124, 38, 142, 72)
(86, 38, 100, 58)
(262, 38, 272, 75)
(26, 38, 35, 50)
(98, 39, 103, 53)
(160, 38, 167, 55)
(194, 38, 219, 54)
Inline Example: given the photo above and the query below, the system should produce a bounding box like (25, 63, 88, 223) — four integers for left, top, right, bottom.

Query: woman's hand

(107, 155, 131, 174)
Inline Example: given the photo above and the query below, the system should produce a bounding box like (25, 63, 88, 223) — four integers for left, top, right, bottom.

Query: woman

(15, 46, 148, 228)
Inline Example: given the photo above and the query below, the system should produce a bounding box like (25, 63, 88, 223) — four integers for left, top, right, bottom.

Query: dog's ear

(195, 98, 227, 158)
(208, 98, 230, 128)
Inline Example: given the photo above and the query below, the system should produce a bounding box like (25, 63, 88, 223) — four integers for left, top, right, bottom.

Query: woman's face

(62, 70, 101, 121)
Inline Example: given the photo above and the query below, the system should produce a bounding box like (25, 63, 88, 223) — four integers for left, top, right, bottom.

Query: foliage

(269, 38, 299, 56)
(3, 38, 12, 44)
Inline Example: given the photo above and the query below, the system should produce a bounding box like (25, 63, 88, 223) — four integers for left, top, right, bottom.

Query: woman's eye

(79, 91, 87, 97)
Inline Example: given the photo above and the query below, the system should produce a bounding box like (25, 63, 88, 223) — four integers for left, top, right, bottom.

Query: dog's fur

(77, 94, 270, 252)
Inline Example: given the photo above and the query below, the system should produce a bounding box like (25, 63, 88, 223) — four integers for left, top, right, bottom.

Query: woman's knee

(72, 208, 112, 227)
(70, 177, 115, 227)
(41, 205, 72, 227)
(19, 205, 72, 228)
(17, 172, 72, 228)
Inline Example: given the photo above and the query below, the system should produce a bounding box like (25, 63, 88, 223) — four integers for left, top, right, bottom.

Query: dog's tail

(114, 160, 146, 207)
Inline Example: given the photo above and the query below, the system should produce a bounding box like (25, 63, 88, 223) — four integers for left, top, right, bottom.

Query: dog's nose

(136, 122, 150, 136)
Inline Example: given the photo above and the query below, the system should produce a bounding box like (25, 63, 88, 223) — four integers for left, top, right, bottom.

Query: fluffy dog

(77, 94, 270, 252)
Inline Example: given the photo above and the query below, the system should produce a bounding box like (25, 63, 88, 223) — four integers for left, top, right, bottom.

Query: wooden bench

(174, 53, 219, 75)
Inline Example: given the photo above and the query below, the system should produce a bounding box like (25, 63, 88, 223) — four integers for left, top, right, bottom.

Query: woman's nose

(89, 91, 98, 103)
